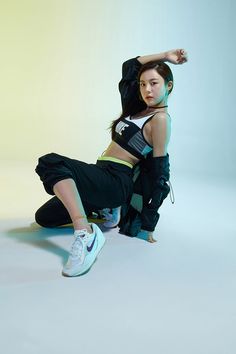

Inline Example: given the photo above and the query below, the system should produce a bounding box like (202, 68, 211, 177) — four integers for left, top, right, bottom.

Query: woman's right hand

(165, 49, 188, 65)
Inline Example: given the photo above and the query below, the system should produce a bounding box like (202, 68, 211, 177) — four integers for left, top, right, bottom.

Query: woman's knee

(35, 153, 75, 195)
(35, 207, 54, 228)
(35, 197, 72, 228)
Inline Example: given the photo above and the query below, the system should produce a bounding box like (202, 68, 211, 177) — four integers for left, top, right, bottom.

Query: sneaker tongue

(74, 229, 88, 238)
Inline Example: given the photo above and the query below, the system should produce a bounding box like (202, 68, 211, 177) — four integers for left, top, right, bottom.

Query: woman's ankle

(73, 216, 92, 234)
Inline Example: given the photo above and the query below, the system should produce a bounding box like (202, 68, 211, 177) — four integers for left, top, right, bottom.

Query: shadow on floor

(6, 222, 75, 263)
(5, 220, 114, 264)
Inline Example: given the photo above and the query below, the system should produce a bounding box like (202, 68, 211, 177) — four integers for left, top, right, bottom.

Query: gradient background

(1, 0, 235, 173)
(0, 2, 236, 353)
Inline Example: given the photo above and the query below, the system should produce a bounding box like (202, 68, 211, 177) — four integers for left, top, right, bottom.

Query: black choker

(148, 105, 168, 109)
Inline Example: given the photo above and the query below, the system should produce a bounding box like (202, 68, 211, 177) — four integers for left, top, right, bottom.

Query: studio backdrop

(0, 0, 235, 180)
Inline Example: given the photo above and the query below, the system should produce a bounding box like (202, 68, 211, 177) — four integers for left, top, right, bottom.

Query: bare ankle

(73, 216, 92, 234)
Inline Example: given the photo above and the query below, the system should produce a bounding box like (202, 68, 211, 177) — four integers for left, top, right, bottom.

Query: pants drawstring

(167, 180, 175, 204)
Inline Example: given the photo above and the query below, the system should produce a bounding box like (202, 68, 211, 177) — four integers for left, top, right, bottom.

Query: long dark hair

(109, 60, 174, 139)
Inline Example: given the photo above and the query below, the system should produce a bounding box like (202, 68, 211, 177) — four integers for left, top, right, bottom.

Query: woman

(35, 48, 188, 277)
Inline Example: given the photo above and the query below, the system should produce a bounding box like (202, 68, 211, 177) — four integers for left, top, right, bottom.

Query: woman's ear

(167, 81, 173, 93)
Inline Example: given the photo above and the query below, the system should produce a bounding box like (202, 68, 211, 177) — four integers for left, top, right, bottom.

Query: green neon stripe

(97, 156, 133, 169)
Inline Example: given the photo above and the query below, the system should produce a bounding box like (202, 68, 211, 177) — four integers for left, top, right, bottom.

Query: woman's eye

(151, 82, 158, 85)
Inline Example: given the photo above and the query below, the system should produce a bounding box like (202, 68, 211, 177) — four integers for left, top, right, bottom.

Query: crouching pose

(35, 48, 188, 277)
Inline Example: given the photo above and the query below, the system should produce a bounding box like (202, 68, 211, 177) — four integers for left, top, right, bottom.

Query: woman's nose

(145, 84, 151, 92)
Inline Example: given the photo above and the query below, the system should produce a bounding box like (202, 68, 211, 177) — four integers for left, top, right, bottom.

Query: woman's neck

(144, 105, 168, 114)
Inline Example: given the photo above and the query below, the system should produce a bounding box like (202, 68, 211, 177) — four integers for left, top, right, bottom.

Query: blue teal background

(1, 0, 235, 179)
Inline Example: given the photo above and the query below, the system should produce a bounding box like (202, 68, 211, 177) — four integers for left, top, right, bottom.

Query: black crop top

(113, 113, 154, 159)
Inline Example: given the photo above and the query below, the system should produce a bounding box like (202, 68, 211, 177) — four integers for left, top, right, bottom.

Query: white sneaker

(102, 207, 121, 228)
(62, 223, 106, 277)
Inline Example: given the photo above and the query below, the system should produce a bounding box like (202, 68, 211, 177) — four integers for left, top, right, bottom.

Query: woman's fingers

(166, 48, 188, 64)
(180, 49, 188, 60)
(177, 49, 188, 63)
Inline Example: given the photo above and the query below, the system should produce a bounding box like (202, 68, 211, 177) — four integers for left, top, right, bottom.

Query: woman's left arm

(151, 113, 171, 157)
(137, 113, 171, 242)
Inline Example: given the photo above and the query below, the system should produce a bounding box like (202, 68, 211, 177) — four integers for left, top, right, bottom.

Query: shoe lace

(70, 230, 88, 259)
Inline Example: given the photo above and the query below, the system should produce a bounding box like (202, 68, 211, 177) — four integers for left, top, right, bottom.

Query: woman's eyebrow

(140, 78, 159, 82)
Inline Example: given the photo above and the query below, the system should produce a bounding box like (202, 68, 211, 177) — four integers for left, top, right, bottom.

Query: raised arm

(119, 49, 188, 116)
(118, 56, 145, 116)
(137, 48, 188, 65)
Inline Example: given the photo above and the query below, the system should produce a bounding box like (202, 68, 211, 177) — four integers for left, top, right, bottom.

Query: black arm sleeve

(140, 154, 170, 232)
(118, 57, 146, 116)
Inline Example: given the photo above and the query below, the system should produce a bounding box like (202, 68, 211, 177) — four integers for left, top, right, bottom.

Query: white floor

(0, 162, 236, 354)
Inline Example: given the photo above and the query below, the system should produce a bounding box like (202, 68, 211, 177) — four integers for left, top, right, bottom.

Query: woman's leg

(35, 196, 72, 228)
(52, 178, 93, 233)
(35, 153, 134, 276)
(52, 178, 106, 277)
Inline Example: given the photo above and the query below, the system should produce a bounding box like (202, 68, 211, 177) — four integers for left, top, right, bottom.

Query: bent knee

(35, 208, 53, 228)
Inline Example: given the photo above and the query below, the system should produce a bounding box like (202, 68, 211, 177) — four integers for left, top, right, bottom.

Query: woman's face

(139, 69, 169, 107)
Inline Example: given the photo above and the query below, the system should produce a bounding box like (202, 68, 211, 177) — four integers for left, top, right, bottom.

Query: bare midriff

(102, 141, 140, 166)
(102, 116, 153, 166)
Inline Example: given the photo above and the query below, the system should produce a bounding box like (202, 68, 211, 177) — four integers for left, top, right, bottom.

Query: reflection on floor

(0, 162, 236, 354)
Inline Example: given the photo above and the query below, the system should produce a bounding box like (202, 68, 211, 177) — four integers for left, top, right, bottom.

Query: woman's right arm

(118, 56, 146, 116)
(118, 49, 187, 115)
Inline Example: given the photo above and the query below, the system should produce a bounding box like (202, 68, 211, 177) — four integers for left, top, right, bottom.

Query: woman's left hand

(136, 229, 157, 243)
(147, 232, 157, 243)
(165, 49, 188, 65)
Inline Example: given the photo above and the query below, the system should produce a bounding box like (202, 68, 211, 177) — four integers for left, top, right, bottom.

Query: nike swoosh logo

(87, 234, 97, 252)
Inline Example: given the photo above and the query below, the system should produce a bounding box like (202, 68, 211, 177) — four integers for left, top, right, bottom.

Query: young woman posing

(35, 48, 188, 277)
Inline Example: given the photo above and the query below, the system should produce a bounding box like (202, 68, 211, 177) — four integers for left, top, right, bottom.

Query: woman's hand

(136, 229, 157, 243)
(165, 49, 188, 65)
(147, 232, 157, 243)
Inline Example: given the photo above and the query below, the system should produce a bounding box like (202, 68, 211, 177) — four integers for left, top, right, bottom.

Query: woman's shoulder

(151, 111, 171, 123)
